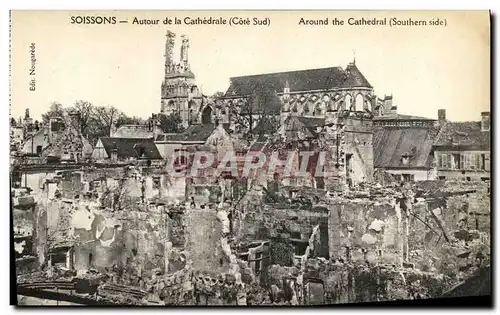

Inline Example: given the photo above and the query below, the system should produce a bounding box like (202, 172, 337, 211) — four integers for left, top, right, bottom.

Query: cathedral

(159, 31, 380, 188)
(160, 31, 377, 128)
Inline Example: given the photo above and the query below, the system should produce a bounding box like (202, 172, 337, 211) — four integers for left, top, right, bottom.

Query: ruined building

(13, 32, 491, 306)
(217, 61, 377, 188)
(19, 110, 93, 164)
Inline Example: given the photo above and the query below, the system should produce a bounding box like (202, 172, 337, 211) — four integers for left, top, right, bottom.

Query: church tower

(160, 31, 203, 129)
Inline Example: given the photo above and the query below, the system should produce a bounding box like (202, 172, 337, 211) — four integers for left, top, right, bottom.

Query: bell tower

(160, 31, 202, 129)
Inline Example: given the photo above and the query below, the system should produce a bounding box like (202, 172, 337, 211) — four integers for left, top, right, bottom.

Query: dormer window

(401, 155, 409, 165)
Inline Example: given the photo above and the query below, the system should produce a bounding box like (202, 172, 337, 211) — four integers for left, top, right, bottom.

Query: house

(432, 111, 490, 181)
(20, 111, 93, 163)
(373, 126, 440, 182)
(372, 105, 440, 182)
(92, 137, 163, 164)
(154, 124, 219, 160)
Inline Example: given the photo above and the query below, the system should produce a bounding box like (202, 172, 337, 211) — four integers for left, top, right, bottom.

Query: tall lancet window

(345, 94, 352, 110)
(355, 94, 364, 112)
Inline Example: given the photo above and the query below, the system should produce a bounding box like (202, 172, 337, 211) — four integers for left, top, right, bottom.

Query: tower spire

(353, 49, 356, 64)
(180, 35, 190, 69)
(164, 31, 176, 76)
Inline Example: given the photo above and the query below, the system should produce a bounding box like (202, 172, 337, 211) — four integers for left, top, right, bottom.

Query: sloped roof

(373, 127, 440, 169)
(434, 121, 490, 150)
(163, 124, 216, 142)
(252, 116, 279, 135)
(112, 125, 154, 139)
(225, 64, 372, 96)
(342, 63, 373, 88)
(296, 116, 326, 128)
(99, 137, 162, 160)
(283, 116, 322, 139)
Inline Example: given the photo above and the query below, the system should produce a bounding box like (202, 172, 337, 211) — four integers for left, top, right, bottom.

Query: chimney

(390, 105, 397, 115)
(110, 146, 118, 162)
(481, 111, 490, 131)
(438, 109, 446, 125)
(383, 95, 393, 115)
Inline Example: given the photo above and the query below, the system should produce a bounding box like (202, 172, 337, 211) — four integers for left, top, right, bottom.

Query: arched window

(345, 94, 352, 110)
(355, 94, 364, 112)
(303, 103, 310, 114)
(314, 104, 323, 116)
(202, 106, 213, 124)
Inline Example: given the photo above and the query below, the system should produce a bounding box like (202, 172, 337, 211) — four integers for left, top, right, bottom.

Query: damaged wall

(182, 206, 227, 275)
(328, 196, 401, 265)
(342, 116, 374, 184)
(267, 257, 446, 305)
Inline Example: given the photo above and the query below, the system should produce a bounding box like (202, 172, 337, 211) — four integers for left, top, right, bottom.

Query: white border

(1, 1, 497, 314)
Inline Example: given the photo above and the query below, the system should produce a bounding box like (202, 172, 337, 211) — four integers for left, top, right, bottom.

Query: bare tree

(72, 100, 94, 134)
(92, 105, 122, 137)
(41, 102, 65, 123)
(229, 81, 281, 138)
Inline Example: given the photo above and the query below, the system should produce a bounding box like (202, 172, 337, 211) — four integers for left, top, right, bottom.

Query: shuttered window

(484, 153, 490, 171)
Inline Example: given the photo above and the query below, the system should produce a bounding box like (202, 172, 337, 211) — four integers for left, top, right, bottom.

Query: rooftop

(373, 113, 436, 121)
(98, 137, 162, 160)
(225, 63, 372, 97)
(373, 126, 441, 169)
(162, 124, 217, 142)
(434, 121, 490, 150)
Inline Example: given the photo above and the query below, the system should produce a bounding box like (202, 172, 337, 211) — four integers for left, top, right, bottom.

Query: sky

(10, 10, 490, 122)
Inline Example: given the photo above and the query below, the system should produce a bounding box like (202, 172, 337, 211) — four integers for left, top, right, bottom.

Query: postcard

(9, 10, 491, 306)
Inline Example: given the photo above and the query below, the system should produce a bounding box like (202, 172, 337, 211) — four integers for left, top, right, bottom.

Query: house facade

(433, 111, 490, 181)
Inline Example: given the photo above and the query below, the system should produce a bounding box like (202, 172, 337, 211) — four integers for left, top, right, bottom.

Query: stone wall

(328, 196, 401, 265)
(267, 258, 446, 304)
(30, 165, 177, 286)
(239, 204, 330, 259)
(182, 207, 227, 275)
(343, 116, 374, 184)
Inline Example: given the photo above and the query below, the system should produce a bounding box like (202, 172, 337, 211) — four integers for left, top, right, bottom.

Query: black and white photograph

(9, 10, 491, 306)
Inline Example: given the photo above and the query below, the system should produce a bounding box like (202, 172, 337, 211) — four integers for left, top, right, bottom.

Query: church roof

(98, 137, 162, 160)
(341, 63, 373, 89)
(225, 64, 372, 96)
(434, 121, 490, 150)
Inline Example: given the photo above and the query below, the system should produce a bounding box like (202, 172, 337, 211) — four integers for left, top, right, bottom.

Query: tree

(159, 113, 185, 133)
(230, 81, 281, 137)
(10, 117, 17, 127)
(116, 115, 146, 127)
(72, 100, 94, 134)
(92, 105, 121, 137)
(41, 102, 65, 123)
